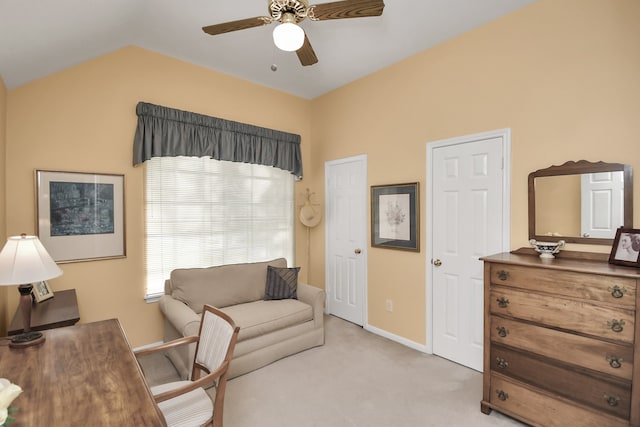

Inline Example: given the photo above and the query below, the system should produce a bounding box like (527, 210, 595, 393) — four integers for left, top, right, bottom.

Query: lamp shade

(0, 235, 63, 285)
(273, 22, 305, 52)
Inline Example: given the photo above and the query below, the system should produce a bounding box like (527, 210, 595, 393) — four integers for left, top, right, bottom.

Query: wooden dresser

(481, 250, 640, 427)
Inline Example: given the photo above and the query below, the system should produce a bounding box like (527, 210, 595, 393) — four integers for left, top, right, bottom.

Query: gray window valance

(133, 102, 303, 178)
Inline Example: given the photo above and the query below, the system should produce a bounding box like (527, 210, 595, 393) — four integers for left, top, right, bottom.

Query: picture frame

(32, 280, 54, 303)
(371, 182, 420, 252)
(608, 227, 640, 267)
(36, 170, 126, 263)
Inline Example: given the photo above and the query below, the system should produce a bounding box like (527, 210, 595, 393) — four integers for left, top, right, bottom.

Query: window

(144, 157, 294, 300)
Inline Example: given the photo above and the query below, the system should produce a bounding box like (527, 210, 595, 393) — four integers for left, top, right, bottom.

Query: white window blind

(144, 157, 294, 300)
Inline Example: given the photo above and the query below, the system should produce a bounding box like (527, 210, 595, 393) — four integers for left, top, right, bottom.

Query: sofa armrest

(159, 295, 201, 337)
(158, 295, 201, 379)
(297, 282, 325, 328)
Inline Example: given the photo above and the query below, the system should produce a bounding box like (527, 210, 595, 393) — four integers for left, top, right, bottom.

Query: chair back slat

(195, 309, 235, 373)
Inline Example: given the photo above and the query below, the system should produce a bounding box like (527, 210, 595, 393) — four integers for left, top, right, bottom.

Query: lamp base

(9, 330, 45, 349)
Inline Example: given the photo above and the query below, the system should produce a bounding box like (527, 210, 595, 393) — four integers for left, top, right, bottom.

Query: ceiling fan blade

(309, 0, 384, 21)
(296, 34, 318, 66)
(202, 17, 270, 36)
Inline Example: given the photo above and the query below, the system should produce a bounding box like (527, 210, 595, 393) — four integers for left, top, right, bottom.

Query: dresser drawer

(491, 316, 634, 380)
(489, 373, 628, 427)
(491, 345, 631, 419)
(491, 287, 636, 343)
(490, 264, 637, 307)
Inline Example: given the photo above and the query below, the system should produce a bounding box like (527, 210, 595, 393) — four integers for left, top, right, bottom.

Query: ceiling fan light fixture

(273, 15, 304, 52)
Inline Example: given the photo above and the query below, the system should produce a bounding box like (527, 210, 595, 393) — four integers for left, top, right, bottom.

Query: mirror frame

(528, 160, 633, 245)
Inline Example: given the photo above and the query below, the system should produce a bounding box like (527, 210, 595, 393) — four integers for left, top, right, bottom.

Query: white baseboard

(364, 323, 431, 354)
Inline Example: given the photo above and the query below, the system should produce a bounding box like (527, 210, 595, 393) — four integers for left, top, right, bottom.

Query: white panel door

(325, 155, 367, 325)
(580, 171, 624, 239)
(431, 136, 505, 371)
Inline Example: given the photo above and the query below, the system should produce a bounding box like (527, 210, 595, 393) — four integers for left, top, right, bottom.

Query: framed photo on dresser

(608, 227, 640, 267)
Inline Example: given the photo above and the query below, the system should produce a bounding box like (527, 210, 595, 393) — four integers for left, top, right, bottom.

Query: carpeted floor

(139, 314, 525, 427)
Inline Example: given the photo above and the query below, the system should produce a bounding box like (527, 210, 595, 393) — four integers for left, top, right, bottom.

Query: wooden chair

(135, 305, 240, 427)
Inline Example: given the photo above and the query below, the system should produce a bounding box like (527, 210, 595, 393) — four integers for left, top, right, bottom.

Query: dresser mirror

(528, 160, 633, 245)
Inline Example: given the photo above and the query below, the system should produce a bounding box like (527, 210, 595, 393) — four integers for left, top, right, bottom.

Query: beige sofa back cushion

(169, 258, 287, 312)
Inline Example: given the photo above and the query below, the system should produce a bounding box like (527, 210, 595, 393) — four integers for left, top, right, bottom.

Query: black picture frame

(608, 227, 640, 267)
(371, 182, 419, 252)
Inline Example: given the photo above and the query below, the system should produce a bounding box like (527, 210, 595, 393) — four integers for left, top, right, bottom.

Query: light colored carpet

(140, 315, 525, 427)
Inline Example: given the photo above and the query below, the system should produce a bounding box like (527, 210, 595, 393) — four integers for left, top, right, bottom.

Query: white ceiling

(0, 0, 535, 99)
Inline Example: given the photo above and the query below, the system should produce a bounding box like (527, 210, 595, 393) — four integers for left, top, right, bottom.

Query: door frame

(425, 129, 511, 354)
(324, 154, 368, 325)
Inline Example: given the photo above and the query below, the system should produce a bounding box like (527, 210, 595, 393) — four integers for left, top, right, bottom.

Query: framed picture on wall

(371, 182, 420, 252)
(36, 170, 126, 263)
(32, 280, 54, 303)
(608, 227, 640, 267)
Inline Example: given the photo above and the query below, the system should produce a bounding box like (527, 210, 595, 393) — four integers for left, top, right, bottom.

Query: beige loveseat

(159, 258, 325, 379)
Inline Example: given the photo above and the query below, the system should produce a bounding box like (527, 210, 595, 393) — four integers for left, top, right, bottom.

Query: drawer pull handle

(496, 297, 509, 308)
(496, 270, 509, 281)
(496, 326, 509, 338)
(607, 319, 625, 333)
(604, 394, 621, 407)
(496, 357, 509, 369)
(496, 390, 509, 401)
(607, 356, 623, 369)
(609, 285, 627, 299)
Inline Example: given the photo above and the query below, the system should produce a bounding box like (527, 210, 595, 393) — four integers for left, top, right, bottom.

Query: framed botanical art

(371, 182, 420, 252)
(32, 280, 54, 303)
(608, 227, 640, 267)
(36, 170, 126, 263)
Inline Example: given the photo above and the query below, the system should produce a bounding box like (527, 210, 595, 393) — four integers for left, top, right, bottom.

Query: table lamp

(0, 234, 63, 348)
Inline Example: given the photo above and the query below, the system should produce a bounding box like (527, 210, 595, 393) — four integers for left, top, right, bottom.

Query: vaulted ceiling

(0, 0, 535, 99)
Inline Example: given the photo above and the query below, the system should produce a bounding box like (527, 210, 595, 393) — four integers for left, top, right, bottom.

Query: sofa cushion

(170, 258, 287, 312)
(220, 299, 313, 342)
(265, 266, 300, 300)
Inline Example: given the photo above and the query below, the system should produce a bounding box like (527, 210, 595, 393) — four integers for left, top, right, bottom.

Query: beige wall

(5, 47, 311, 347)
(3, 0, 639, 349)
(535, 175, 581, 237)
(0, 76, 7, 334)
(310, 0, 640, 343)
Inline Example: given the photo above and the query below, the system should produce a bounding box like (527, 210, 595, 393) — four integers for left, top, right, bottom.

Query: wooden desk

(8, 289, 80, 335)
(0, 319, 166, 426)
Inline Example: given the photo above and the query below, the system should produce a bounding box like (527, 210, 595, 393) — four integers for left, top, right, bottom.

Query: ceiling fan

(202, 0, 385, 66)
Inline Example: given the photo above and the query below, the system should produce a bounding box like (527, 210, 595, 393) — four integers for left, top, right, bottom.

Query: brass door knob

(433, 259, 442, 266)
(354, 248, 362, 254)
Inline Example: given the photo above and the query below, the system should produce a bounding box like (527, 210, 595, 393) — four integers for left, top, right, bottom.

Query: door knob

(354, 248, 361, 254)
(433, 259, 442, 266)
